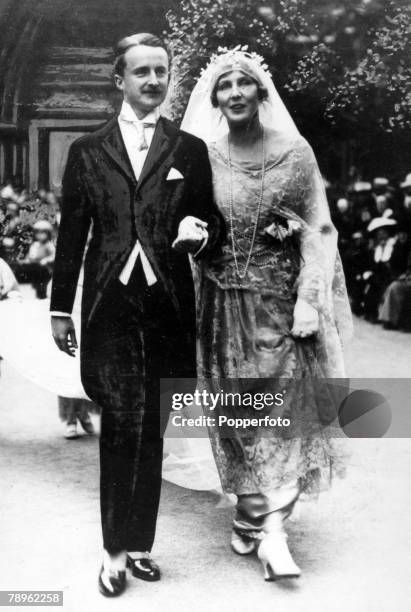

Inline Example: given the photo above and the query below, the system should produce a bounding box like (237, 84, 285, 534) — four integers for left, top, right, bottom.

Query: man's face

(115, 45, 169, 117)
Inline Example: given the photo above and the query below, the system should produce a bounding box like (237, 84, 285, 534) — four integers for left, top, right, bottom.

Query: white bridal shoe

(257, 532, 301, 580)
(230, 530, 257, 555)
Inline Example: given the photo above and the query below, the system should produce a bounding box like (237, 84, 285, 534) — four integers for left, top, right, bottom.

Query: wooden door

(48, 131, 87, 195)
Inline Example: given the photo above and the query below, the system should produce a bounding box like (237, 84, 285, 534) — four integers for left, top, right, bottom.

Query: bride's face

(215, 70, 259, 126)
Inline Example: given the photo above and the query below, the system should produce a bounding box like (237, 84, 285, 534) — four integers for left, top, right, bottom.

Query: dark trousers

(99, 371, 163, 554)
(82, 261, 175, 554)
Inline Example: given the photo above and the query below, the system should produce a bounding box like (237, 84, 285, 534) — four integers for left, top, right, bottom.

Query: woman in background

(362, 217, 398, 322)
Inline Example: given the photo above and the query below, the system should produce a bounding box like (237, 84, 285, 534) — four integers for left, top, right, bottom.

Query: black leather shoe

(127, 554, 161, 582)
(98, 566, 126, 597)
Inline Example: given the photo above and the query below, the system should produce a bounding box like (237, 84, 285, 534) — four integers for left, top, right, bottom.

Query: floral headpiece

(201, 45, 272, 91)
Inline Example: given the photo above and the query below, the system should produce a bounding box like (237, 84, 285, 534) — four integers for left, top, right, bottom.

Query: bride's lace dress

(195, 133, 351, 496)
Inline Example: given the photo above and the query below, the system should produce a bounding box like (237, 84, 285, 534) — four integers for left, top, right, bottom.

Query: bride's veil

(180, 46, 300, 142)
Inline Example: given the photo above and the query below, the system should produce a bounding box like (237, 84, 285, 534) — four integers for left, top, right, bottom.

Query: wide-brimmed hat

(400, 173, 411, 190)
(33, 220, 53, 232)
(372, 177, 389, 188)
(1, 236, 15, 248)
(353, 181, 372, 193)
(367, 217, 397, 233)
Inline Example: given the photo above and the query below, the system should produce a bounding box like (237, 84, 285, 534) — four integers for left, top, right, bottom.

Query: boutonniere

(264, 219, 301, 241)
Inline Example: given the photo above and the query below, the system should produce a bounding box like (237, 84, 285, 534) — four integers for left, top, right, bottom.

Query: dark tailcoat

(50, 115, 225, 553)
(53, 117, 222, 328)
(51, 115, 225, 384)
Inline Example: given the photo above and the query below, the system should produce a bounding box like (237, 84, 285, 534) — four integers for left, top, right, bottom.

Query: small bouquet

(264, 218, 301, 242)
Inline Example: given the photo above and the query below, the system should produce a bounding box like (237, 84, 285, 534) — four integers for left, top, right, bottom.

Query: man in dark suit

(50, 33, 225, 597)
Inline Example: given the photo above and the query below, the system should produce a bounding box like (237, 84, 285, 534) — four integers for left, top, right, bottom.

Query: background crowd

(329, 172, 411, 330)
(1, 170, 411, 332)
(0, 183, 58, 299)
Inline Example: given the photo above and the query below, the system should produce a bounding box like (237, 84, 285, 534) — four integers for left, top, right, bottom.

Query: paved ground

(0, 315, 411, 611)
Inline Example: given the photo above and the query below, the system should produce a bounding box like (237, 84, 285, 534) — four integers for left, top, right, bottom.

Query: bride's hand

(172, 216, 208, 253)
(291, 298, 319, 338)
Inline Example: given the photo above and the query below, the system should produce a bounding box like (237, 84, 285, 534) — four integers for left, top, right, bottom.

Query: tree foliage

(288, 3, 410, 134)
(165, 0, 410, 161)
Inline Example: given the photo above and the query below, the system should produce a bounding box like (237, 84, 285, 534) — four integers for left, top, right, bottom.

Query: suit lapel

(100, 118, 136, 184)
(100, 116, 180, 189)
(137, 117, 179, 192)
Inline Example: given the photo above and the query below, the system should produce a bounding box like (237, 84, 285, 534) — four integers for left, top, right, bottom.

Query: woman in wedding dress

(181, 47, 352, 580)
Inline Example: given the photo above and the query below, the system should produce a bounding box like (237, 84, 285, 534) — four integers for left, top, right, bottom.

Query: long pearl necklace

(228, 128, 266, 280)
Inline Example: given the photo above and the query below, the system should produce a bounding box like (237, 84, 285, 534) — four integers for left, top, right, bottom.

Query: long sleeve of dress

(295, 140, 352, 343)
(294, 141, 337, 311)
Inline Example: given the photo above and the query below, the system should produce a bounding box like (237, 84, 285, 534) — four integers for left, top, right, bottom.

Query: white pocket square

(166, 167, 184, 180)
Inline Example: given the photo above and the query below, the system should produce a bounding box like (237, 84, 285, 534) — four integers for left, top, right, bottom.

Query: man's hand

(51, 316, 78, 357)
(172, 216, 208, 254)
(291, 297, 319, 339)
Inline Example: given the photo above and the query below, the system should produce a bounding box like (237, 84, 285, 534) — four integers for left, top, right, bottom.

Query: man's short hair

(113, 33, 171, 76)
